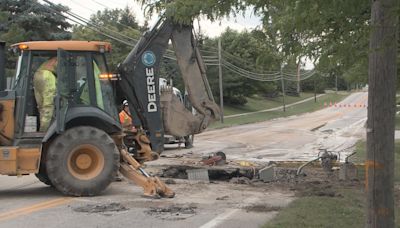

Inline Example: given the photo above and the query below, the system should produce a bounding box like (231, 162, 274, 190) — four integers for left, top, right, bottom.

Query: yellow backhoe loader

(0, 17, 219, 198)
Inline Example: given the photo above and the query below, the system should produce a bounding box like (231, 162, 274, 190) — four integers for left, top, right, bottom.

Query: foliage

(136, 0, 398, 91)
(201, 28, 281, 105)
(0, 0, 71, 76)
(72, 7, 145, 71)
(137, 0, 247, 24)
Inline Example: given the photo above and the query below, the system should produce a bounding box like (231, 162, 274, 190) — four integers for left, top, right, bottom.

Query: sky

(46, 0, 262, 37)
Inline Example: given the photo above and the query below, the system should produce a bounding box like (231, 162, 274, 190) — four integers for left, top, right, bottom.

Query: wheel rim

(67, 144, 105, 180)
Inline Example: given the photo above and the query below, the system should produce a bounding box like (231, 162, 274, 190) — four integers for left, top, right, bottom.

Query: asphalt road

(0, 92, 367, 228)
(160, 91, 368, 163)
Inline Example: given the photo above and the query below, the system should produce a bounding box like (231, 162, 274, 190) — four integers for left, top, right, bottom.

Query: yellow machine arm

(113, 133, 175, 198)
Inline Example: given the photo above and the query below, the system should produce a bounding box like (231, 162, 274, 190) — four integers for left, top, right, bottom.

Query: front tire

(46, 126, 119, 196)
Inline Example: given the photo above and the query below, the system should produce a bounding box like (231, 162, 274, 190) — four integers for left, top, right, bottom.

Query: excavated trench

(160, 165, 258, 181)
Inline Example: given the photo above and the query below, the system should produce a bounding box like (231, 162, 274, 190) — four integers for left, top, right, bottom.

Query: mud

(229, 177, 251, 184)
(164, 179, 177, 184)
(244, 204, 282, 213)
(161, 165, 257, 181)
(216, 195, 229, 200)
(310, 123, 327, 132)
(270, 167, 362, 198)
(73, 203, 128, 214)
(145, 204, 197, 221)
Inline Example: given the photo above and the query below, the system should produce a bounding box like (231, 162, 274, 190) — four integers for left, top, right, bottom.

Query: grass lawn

(223, 93, 316, 116)
(263, 140, 400, 228)
(211, 92, 348, 129)
(351, 140, 400, 183)
(264, 188, 365, 228)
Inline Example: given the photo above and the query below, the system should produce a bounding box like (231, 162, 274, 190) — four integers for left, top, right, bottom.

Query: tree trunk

(366, 0, 398, 227)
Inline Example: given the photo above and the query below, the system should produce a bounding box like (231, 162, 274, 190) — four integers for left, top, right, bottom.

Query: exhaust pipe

(0, 41, 5, 91)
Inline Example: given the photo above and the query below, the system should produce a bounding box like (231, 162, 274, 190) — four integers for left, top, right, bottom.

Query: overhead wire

(40, 0, 136, 47)
(64, 7, 140, 44)
(222, 63, 282, 82)
(85, 0, 146, 39)
(40, 0, 320, 83)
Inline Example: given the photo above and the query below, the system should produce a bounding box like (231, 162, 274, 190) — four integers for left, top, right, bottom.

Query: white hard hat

(123, 100, 128, 106)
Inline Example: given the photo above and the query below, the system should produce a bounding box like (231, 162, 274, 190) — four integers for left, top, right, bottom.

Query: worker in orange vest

(119, 100, 137, 132)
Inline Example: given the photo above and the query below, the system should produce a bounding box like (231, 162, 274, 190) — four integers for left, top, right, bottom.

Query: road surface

(161, 92, 367, 163)
(0, 92, 368, 228)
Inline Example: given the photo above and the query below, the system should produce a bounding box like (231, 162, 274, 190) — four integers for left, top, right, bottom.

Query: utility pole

(218, 38, 224, 123)
(366, 0, 398, 227)
(314, 76, 317, 103)
(0, 42, 5, 91)
(335, 74, 338, 93)
(280, 67, 286, 112)
(297, 59, 301, 94)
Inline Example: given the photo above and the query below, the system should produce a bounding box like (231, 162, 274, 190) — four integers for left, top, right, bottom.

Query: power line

(65, 6, 140, 44)
(40, 0, 136, 47)
(223, 60, 280, 77)
(84, 0, 145, 39)
(40, 0, 321, 84)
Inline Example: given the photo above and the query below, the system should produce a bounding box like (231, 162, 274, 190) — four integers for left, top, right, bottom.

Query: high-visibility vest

(119, 110, 132, 128)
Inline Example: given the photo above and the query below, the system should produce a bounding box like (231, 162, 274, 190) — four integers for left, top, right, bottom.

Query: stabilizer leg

(119, 148, 175, 198)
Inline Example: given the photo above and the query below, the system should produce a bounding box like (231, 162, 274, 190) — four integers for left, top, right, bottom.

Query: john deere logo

(142, 51, 156, 67)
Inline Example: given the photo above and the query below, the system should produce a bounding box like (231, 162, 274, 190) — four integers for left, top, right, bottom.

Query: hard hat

(123, 100, 128, 106)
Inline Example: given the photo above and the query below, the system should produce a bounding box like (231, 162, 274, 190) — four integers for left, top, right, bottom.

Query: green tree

(202, 28, 280, 105)
(137, 0, 247, 24)
(0, 0, 71, 76)
(72, 7, 144, 71)
(137, 0, 398, 89)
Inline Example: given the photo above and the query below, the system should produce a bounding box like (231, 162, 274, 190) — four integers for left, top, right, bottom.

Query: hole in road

(160, 165, 257, 181)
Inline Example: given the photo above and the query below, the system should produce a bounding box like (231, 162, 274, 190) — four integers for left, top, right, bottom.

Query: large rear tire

(46, 126, 119, 196)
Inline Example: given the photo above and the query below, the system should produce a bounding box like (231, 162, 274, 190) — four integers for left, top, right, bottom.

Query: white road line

(199, 197, 259, 228)
(199, 208, 240, 228)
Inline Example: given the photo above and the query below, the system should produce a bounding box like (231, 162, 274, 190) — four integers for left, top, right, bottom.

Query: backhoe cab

(0, 41, 174, 198)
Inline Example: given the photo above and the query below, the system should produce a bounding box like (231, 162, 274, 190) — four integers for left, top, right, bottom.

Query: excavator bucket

(160, 86, 202, 137)
(160, 25, 220, 137)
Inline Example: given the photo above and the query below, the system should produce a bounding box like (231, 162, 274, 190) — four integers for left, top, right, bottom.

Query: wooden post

(297, 59, 301, 94)
(314, 76, 317, 103)
(0, 42, 5, 91)
(218, 38, 224, 123)
(366, 0, 398, 227)
(335, 74, 338, 93)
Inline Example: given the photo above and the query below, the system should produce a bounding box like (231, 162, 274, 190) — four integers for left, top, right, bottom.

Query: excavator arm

(118, 18, 220, 154)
